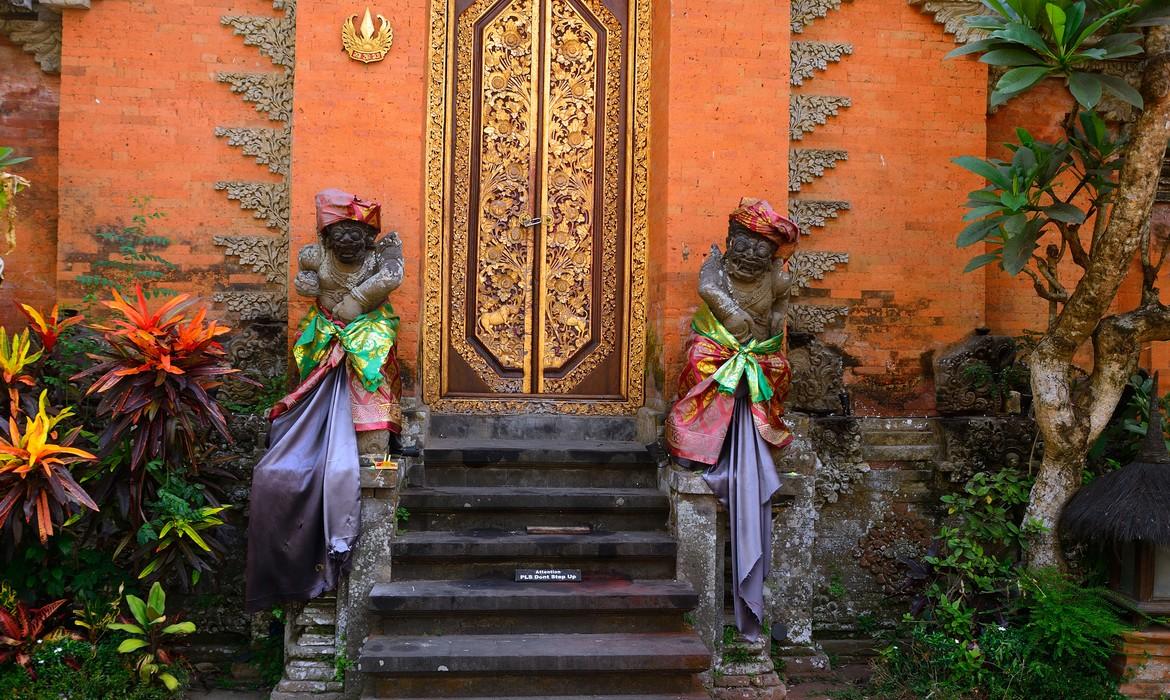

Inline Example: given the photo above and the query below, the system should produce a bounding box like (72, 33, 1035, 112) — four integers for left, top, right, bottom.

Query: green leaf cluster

(952, 111, 1124, 274)
(947, 0, 1160, 108)
(108, 582, 195, 692)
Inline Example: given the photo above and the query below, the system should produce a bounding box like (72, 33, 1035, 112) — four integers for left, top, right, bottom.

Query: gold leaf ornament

(342, 8, 393, 64)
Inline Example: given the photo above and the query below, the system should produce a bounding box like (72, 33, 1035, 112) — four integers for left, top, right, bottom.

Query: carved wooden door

(443, 0, 630, 402)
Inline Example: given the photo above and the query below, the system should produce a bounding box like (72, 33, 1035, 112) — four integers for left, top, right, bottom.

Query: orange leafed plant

(0, 326, 42, 419)
(19, 303, 84, 355)
(0, 391, 98, 544)
(75, 285, 244, 516)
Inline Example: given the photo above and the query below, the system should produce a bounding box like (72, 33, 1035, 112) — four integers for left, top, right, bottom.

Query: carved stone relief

(788, 304, 849, 334)
(809, 418, 869, 506)
(214, 182, 290, 232)
(791, 0, 851, 33)
(0, 10, 61, 73)
(789, 251, 849, 295)
(789, 339, 848, 417)
(214, 235, 289, 284)
(789, 200, 850, 237)
(214, 291, 287, 322)
(790, 95, 851, 140)
(216, 73, 294, 123)
(214, 127, 291, 176)
(939, 417, 1037, 484)
(791, 42, 852, 87)
(933, 331, 1018, 415)
(854, 513, 933, 594)
(214, 0, 296, 386)
(906, 0, 989, 45)
(789, 149, 848, 192)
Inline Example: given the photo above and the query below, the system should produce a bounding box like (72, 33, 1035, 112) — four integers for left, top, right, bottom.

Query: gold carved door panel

(443, 0, 630, 402)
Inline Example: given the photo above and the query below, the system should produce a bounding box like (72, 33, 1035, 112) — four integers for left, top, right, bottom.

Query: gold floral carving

(422, 0, 651, 414)
(540, 0, 622, 392)
(452, 0, 534, 391)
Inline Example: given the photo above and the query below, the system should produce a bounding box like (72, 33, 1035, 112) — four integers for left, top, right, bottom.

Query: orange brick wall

(37, 0, 1162, 414)
(659, 0, 987, 416)
(0, 36, 60, 329)
(287, 0, 429, 392)
(57, 0, 283, 306)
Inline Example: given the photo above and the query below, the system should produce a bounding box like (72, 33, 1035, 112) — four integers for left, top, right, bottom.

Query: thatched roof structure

(1062, 380, 1170, 545)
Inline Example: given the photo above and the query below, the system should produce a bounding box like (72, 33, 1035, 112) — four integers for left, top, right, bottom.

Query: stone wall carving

(213, 181, 290, 232)
(789, 339, 847, 416)
(810, 418, 869, 504)
(854, 513, 933, 594)
(789, 149, 848, 192)
(791, 0, 851, 33)
(791, 41, 852, 87)
(934, 331, 1018, 415)
(907, 0, 989, 44)
(788, 304, 849, 334)
(214, 127, 291, 175)
(789, 251, 849, 295)
(213, 291, 287, 322)
(213, 235, 289, 284)
(216, 72, 294, 123)
(789, 200, 850, 237)
(0, 9, 61, 73)
(790, 95, 851, 140)
(939, 417, 1037, 484)
(212, 0, 295, 386)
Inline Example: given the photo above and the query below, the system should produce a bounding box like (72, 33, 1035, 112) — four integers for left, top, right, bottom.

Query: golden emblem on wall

(342, 8, 393, 64)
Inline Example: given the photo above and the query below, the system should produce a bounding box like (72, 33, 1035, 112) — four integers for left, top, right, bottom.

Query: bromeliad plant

(0, 392, 99, 544)
(75, 285, 244, 518)
(108, 582, 194, 692)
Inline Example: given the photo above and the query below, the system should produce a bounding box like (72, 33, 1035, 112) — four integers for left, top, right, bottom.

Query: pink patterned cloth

(314, 188, 382, 234)
(729, 197, 799, 254)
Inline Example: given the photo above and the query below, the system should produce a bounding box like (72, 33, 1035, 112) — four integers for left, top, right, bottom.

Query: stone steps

(359, 436, 709, 698)
(398, 486, 669, 531)
(369, 578, 697, 613)
(390, 530, 678, 580)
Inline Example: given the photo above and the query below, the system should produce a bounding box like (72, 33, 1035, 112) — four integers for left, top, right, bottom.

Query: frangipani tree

(947, 0, 1170, 568)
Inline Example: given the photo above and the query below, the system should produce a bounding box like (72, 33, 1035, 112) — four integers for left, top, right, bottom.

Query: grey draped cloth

(245, 365, 362, 613)
(702, 386, 782, 642)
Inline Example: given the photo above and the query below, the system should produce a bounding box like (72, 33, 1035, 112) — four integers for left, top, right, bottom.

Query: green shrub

(0, 637, 182, 700)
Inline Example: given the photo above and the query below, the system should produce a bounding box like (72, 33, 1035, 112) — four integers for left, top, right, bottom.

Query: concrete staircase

(357, 433, 711, 699)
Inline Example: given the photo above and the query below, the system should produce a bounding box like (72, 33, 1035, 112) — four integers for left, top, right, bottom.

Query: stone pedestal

(710, 635, 787, 700)
(669, 464, 726, 650)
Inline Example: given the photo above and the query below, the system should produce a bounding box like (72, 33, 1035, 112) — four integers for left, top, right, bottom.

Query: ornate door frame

(420, 0, 652, 415)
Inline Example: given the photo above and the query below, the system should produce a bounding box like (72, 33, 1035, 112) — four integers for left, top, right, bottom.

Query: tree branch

(1036, 25, 1170, 363)
(1087, 302, 1170, 446)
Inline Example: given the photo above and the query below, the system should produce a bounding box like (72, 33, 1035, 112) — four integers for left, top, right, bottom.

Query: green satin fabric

(292, 302, 399, 393)
(691, 304, 784, 403)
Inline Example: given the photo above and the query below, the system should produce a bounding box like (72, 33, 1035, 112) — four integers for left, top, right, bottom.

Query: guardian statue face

(322, 220, 377, 265)
(723, 221, 777, 282)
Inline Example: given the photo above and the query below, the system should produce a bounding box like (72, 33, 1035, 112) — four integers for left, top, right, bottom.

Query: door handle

(521, 216, 542, 228)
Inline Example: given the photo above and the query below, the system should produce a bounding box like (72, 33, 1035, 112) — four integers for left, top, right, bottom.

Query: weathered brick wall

(0, 35, 60, 328)
(57, 0, 282, 311)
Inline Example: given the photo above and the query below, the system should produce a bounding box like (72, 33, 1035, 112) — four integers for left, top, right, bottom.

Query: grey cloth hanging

(245, 364, 362, 613)
(702, 385, 782, 642)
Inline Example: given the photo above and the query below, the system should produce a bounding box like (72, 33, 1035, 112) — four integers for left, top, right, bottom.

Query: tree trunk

(1021, 25, 1170, 570)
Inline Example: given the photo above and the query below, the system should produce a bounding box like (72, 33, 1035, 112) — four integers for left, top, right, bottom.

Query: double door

(442, 0, 631, 399)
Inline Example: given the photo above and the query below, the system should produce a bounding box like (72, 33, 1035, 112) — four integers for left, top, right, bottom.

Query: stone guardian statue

(664, 197, 799, 641)
(245, 189, 403, 613)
